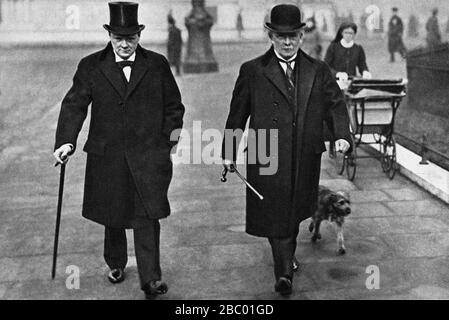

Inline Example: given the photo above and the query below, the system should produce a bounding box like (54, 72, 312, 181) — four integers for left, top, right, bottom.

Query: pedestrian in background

(324, 21, 370, 157)
(236, 9, 244, 39)
(324, 22, 372, 80)
(167, 15, 183, 76)
(301, 16, 322, 60)
(222, 4, 352, 296)
(388, 7, 407, 62)
(426, 8, 442, 48)
(53, 2, 185, 299)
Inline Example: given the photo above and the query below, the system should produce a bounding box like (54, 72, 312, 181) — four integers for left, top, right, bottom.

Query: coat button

(119, 101, 124, 106)
(273, 101, 279, 107)
(293, 121, 296, 127)
(273, 118, 278, 123)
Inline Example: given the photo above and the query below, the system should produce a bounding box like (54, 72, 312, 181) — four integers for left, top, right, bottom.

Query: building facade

(0, 0, 447, 44)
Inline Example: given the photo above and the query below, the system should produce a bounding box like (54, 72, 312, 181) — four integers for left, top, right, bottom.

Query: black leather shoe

(143, 280, 168, 299)
(274, 277, 292, 296)
(108, 268, 125, 284)
(292, 257, 300, 272)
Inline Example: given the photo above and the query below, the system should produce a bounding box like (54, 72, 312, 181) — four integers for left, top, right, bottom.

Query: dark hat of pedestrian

(103, 2, 145, 35)
(392, 7, 398, 12)
(264, 4, 306, 34)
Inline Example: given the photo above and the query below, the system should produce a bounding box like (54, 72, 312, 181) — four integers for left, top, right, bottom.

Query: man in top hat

(388, 7, 407, 62)
(222, 4, 351, 295)
(53, 1, 185, 299)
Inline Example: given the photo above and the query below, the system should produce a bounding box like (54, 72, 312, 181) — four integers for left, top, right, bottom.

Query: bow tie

(117, 60, 134, 69)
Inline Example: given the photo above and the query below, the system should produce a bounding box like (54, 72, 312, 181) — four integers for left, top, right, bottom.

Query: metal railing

(394, 132, 449, 171)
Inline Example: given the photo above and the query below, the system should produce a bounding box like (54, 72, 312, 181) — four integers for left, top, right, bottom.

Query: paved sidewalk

(0, 44, 448, 300)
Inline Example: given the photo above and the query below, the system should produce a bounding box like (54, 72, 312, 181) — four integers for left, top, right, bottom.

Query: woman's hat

(264, 4, 306, 33)
(103, 2, 145, 35)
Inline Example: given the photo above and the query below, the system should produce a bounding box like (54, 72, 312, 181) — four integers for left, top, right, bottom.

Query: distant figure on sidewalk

(426, 8, 442, 48)
(167, 15, 183, 76)
(236, 10, 244, 39)
(301, 16, 322, 60)
(53, 2, 184, 299)
(388, 7, 407, 62)
(324, 22, 371, 80)
(324, 21, 370, 157)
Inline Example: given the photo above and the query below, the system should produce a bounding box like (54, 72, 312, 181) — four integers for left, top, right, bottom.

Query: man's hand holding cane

(53, 144, 73, 166)
(221, 159, 264, 200)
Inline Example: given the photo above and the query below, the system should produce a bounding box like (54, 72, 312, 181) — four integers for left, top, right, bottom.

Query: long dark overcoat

(388, 15, 405, 53)
(55, 43, 185, 228)
(167, 26, 182, 66)
(222, 47, 352, 238)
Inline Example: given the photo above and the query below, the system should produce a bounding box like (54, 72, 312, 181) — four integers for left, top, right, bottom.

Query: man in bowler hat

(53, 2, 185, 299)
(222, 4, 351, 295)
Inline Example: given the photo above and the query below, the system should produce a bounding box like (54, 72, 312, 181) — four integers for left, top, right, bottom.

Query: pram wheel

(381, 136, 397, 179)
(346, 147, 357, 181)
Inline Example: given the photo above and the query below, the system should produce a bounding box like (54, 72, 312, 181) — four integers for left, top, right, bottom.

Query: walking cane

(52, 157, 66, 279)
(221, 164, 264, 200)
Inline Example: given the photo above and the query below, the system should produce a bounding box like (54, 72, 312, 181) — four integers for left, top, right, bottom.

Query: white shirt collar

(114, 51, 136, 63)
(340, 39, 354, 48)
(274, 50, 297, 62)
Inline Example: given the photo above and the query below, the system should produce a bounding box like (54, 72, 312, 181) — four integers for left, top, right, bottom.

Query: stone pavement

(1, 42, 449, 300)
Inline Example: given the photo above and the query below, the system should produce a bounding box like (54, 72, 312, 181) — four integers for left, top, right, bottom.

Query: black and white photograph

(0, 0, 449, 307)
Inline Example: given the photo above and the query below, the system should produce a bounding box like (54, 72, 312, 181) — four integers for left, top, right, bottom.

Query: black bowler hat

(264, 4, 306, 33)
(103, 2, 145, 35)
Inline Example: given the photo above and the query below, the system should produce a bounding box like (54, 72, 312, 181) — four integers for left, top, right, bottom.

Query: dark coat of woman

(388, 14, 406, 54)
(55, 43, 185, 228)
(167, 25, 182, 66)
(222, 47, 352, 238)
(324, 41, 369, 77)
(426, 14, 442, 47)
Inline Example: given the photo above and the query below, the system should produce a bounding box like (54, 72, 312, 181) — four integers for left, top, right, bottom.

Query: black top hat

(103, 2, 145, 35)
(264, 4, 306, 33)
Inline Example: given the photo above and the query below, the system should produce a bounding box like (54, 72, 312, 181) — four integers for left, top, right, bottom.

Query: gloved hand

(222, 159, 235, 172)
(336, 72, 349, 81)
(335, 139, 350, 153)
(53, 144, 73, 165)
(362, 71, 372, 79)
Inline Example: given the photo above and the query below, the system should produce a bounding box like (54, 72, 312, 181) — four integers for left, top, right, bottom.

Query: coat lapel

(125, 45, 149, 100)
(262, 48, 290, 105)
(99, 43, 127, 98)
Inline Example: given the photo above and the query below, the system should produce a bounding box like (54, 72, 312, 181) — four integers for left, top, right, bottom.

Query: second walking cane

(221, 164, 264, 200)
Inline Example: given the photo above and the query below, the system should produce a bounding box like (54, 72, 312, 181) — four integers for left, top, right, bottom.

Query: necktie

(278, 58, 295, 88)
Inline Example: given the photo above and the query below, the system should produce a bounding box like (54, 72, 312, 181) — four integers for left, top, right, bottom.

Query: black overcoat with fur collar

(55, 43, 184, 228)
(222, 47, 352, 238)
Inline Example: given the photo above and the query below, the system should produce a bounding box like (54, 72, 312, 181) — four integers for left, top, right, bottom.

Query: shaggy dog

(308, 186, 351, 254)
